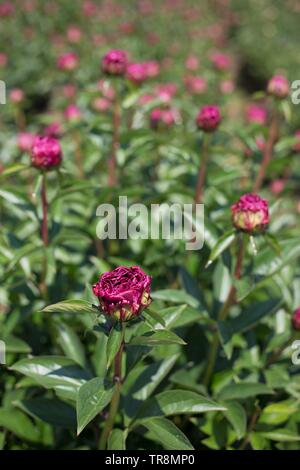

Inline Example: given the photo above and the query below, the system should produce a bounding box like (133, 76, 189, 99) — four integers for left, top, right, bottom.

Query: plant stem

(203, 234, 246, 387)
(108, 94, 121, 187)
(41, 173, 48, 246)
(194, 134, 210, 205)
(253, 109, 278, 192)
(99, 323, 125, 450)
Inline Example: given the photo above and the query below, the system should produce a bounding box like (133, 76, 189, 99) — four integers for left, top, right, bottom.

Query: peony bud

(64, 104, 81, 122)
(31, 136, 62, 170)
(17, 132, 35, 152)
(126, 62, 148, 84)
(292, 308, 300, 331)
(210, 52, 232, 71)
(246, 104, 267, 125)
(102, 49, 128, 76)
(57, 52, 79, 71)
(196, 105, 221, 132)
(184, 76, 207, 95)
(10, 88, 24, 104)
(267, 75, 289, 99)
(231, 193, 269, 233)
(93, 266, 152, 321)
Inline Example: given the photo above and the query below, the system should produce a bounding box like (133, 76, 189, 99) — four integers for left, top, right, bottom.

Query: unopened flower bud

(31, 136, 62, 170)
(292, 308, 300, 331)
(102, 49, 128, 76)
(267, 75, 289, 99)
(196, 105, 221, 132)
(231, 193, 269, 233)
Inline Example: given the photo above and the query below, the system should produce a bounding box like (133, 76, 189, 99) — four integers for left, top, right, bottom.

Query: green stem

(99, 323, 125, 450)
(194, 133, 210, 205)
(203, 234, 246, 387)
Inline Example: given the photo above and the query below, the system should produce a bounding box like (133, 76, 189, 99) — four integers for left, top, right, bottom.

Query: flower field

(1, 0, 300, 451)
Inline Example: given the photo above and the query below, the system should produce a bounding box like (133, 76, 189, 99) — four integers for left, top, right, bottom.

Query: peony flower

(93, 266, 152, 321)
(144, 60, 160, 78)
(184, 76, 207, 95)
(219, 79, 235, 94)
(150, 107, 180, 129)
(44, 122, 62, 138)
(57, 52, 79, 71)
(270, 179, 285, 195)
(0, 53, 7, 67)
(0, 1, 14, 16)
(156, 83, 177, 102)
(102, 49, 128, 76)
(10, 88, 24, 103)
(267, 75, 289, 99)
(246, 104, 267, 125)
(126, 62, 148, 84)
(67, 26, 82, 43)
(17, 132, 35, 152)
(292, 308, 300, 330)
(185, 54, 199, 71)
(92, 97, 111, 112)
(196, 105, 221, 132)
(231, 193, 269, 233)
(31, 136, 62, 170)
(210, 52, 232, 71)
(64, 104, 81, 122)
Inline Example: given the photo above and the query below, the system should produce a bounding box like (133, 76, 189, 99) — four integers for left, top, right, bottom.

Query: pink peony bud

(246, 104, 267, 125)
(185, 54, 199, 71)
(196, 105, 221, 132)
(62, 84, 77, 99)
(93, 266, 152, 321)
(144, 60, 160, 78)
(17, 132, 35, 152)
(156, 83, 177, 102)
(211, 52, 232, 71)
(92, 97, 111, 112)
(64, 104, 81, 122)
(270, 179, 285, 195)
(293, 130, 300, 152)
(31, 136, 62, 170)
(292, 308, 300, 330)
(44, 122, 62, 138)
(219, 79, 235, 94)
(0, 53, 7, 67)
(184, 76, 207, 95)
(150, 107, 180, 129)
(67, 26, 82, 43)
(10, 88, 24, 103)
(267, 75, 289, 98)
(126, 62, 148, 84)
(0, 1, 14, 16)
(102, 49, 128, 76)
(57, 52, 79, 71)
(231, 193, 269, 233)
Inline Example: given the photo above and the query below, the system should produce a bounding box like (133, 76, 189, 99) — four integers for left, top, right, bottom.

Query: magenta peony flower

(246, 104, 267, 125)
(57, 52, 79, 71)
(126, 62, 148, 84)
(93, 266, 152, 321)
(231, 193, 269, 233)
(31, 136, 62, 170)
(292, 308, 300, 330)
(102, 49, 128, 76)
(267, 75, 289, 98)
(196, 105, 221, 132)
(0, 1, 14, 17)
(17, 132, 35, 152)
(64, 104, 81, 122)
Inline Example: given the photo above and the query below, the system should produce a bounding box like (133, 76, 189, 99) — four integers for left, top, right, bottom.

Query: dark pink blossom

(57, 52, 79, 71)
(93, 266, 152, 321)
(126, 63, 148, 84)
(231, 193, 269, 233)
(64, 104, 81, 122)
(102, 49, 128, 76)
(267, 75, 289, 98)
(31, 136, 62, 170)
(246, 104, 267, 125)
(196, 105, 221, 132)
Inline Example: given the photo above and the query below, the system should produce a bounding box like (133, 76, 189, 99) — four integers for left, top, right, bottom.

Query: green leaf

(0, 163, 30, 178)
(206, 230, 236, 268)
(258, 429, 300, 442)
(106, 323, 124, 369)
(42, 299, 96, 315)
(221, 400, 247, 439)
(144, 308, 166, 327)
(254, 239, 300, 277)
(15, 398, 76, 429)
(218, 382, 274, 401)
(0, 408, 40, 443)
(259, 401, 298, 425)
(107, 429, 127, 450)
(55, 322, 86, 368)
(136, 390, 226, 420)
(76, 377, 115, 435)
(130, 330, 186, 346)
(140, 417, 194, 450)
(4, 335, 31, 353)
(151, 289, 199, 307)
(11, 356, 91, 401)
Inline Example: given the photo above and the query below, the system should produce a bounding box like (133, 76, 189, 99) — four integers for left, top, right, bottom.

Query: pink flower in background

(44, 122, 62, 138)
(219, 79, 235, 94)
(196, 105, 221, 132)
(156, 83, 177, 102)
(185, 54, 199, 71)
(255, 136, 266, 152)
(63, 84, 77, 99)
(102, 49, 128, 76)
(292, 308, 300, 330)
(17, 132, 35, 152)
(10, 88, 24, 103)
(93, 266, 152, 321)
(98, 80, 115, 100)
(293, 130, 300, 152)
(0, 1, 15, 17)
(150, 107, 180, 128)
(246, 104, 267, 125)
(270, 179, 285, 195)
(144, 60, 160, 78)
(82, 0, 97, 16)
(267, 75, 289, 98)
(57, 52, 79, 71)
(184, 76, 207, 94)
(211, 52, 232, 71)
(31, 136, 62, 170)
(67, 26, 82, 43)
(0, 53, 7, 67)
(126, 63, 148, 84)
(64, 104, 81, 122)
(231, 193, 269, 233)
(92, 97, 111, 112)
(139, 93, 155, 105)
